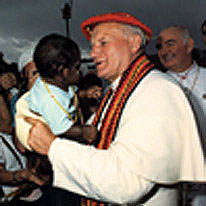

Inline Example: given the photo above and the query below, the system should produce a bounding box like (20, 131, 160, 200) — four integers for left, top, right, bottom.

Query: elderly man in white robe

(24, 12, 206, 206)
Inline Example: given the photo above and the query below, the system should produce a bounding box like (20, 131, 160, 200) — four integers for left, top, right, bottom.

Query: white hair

(165, 25, 192, 45)
(120, 24, 147, 48)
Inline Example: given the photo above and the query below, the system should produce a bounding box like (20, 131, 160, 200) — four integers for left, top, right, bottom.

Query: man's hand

(82, 125, 98, 144)
(24, 117, 57, 156)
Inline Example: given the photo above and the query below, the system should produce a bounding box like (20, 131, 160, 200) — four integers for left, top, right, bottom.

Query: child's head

(34, 33, 81, 86)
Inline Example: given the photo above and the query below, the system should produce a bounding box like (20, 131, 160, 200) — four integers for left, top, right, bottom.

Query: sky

(0, 0, 205, 64)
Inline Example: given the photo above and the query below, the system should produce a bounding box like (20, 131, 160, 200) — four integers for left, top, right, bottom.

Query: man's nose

(158, 44, 168, 56)
(90, 45, 100, 60)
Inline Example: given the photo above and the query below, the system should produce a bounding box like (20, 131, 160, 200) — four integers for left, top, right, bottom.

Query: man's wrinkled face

(90, 22, 135, 82)
(157, 28, 191, 72)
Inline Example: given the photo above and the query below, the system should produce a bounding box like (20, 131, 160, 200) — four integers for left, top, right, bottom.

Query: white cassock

(16, 69, 206, 206)
(167, 61, 206, 151)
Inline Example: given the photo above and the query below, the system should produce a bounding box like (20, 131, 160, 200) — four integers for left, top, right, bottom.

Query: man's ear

(129, 34, 142, 54)
(186, 38, 194, 54)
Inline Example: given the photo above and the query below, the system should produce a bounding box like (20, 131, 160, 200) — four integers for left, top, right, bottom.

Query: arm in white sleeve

(49, 138, 154, 204)
(48, 72, 199, 204)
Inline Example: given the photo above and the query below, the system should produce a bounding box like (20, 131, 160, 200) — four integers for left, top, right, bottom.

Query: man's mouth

(96, 62, 101, 66)
(95, 61, 104, 68)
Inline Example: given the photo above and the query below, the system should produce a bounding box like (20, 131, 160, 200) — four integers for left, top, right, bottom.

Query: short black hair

(34, 33, 80, 78)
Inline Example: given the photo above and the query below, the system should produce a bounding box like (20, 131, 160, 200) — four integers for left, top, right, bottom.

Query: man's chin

(97, 70, 105, 78)
(162, 61, 174, 70)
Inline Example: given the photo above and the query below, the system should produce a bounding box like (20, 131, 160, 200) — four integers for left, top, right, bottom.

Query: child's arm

(60, 125, 98, 144)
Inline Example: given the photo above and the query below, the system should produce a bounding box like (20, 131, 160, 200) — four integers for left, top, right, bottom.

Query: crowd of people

(0, 11, 206, 206)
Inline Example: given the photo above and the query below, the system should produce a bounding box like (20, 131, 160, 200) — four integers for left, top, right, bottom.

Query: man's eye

(167, 43, 174, 47)
(155, 43, 162, 50)
(101, 41, 107, 46)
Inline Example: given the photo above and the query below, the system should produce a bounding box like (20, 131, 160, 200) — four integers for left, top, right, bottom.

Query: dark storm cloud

(0, 0, 205, 63)
(0, 0, 65, 62)
(71, 0, 206, 54)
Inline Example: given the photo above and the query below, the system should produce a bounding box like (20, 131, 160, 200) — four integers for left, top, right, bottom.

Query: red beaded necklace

(175, 67, 192, 84)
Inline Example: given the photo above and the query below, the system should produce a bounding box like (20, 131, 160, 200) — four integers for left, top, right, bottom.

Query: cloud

(0, 0, 205, 63)
(0, 36, 34, 63)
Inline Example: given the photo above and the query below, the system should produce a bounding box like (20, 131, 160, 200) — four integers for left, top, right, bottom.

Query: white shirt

(0, 132, 27, 199)
(48, 70, 206, 206)
(26, 77, 77, 135)
(0, 132, 42, 202)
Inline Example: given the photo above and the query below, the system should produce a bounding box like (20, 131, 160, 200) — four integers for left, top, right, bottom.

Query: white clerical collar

(168, 61, 198, 75)
(167, 61, 199, 82)
(184, 61, 198, 75)
(110, 76, 121, 91)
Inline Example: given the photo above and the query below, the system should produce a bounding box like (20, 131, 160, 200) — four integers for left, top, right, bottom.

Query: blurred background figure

(201, 20, 206, 45)
(0, 62, 21, 130)
(191, 20, 206, 67)
(0, 84, 49, 206)
(78, 72, 103, 121)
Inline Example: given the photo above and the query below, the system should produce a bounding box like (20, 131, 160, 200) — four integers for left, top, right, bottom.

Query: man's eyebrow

(165, 39, 176, 44)
(91, 36, 107, 45)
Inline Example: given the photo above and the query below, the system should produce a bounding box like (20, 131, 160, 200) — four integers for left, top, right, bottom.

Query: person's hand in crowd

(25, 117, 57, 156)
(13, 168, 49, 186)
(86, 85, 102, 100)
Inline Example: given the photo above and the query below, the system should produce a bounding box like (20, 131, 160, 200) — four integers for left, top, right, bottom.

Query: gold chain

(42, 79, 83, 124)
(190, 66, 200, 92)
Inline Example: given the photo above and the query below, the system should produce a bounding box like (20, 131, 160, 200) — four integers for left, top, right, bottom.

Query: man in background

(26, 13, 205, 206)
(157, 25, 206, 152)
